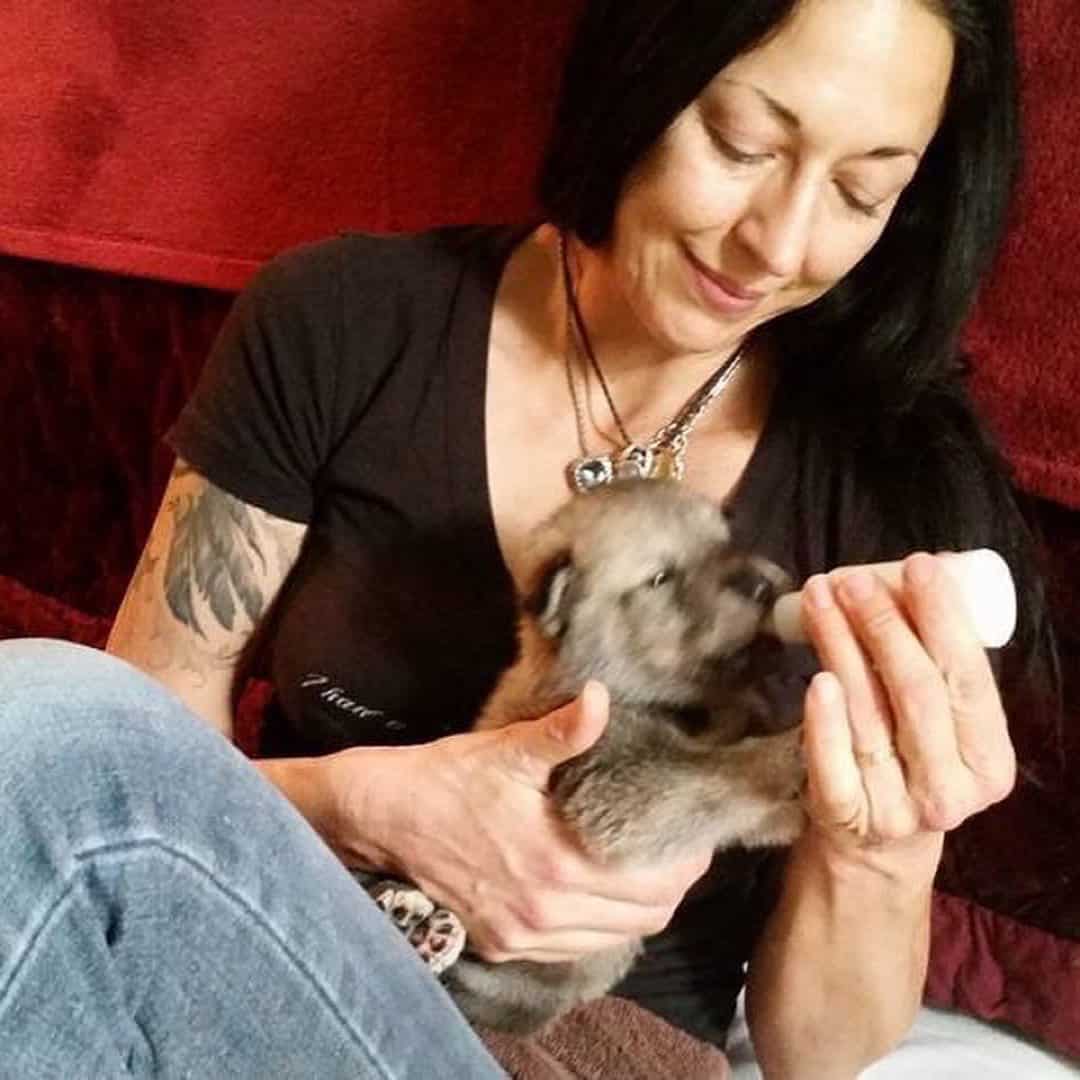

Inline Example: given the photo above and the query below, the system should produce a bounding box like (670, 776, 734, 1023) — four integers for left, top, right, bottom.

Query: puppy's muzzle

(726, 565, 783, 609)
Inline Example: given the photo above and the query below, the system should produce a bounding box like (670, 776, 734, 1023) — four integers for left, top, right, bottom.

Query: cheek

(802, 218, 890, 290)
(619, 126, 746, 236)
(611, 160, 746, 317)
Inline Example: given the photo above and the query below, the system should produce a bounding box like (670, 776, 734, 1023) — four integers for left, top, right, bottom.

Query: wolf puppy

(422, 479, 805, 1033)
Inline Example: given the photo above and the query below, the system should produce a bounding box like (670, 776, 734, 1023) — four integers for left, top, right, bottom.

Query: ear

(523, 553, 576, 639)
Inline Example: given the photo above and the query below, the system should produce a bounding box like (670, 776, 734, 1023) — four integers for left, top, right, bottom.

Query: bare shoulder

(107, 460, 307, 733)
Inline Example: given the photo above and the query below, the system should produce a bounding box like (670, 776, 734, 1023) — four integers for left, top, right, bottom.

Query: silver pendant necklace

(558, 231, 746, 494)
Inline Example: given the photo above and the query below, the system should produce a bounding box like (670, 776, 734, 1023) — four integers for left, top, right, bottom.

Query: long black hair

(538, 0, 1057, 704)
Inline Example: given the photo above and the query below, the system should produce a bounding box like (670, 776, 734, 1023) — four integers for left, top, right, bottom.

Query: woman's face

(605, 0, 955, 356)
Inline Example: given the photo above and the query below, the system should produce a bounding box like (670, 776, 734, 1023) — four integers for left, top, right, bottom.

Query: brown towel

(480, 996, 731, 1080)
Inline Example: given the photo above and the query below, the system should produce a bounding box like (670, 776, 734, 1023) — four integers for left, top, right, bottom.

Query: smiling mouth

(682, 247, 768, 311)
(682, 246, 760, 295)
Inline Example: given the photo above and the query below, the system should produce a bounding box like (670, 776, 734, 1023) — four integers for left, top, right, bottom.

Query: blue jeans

(0, 638, 505, 1079)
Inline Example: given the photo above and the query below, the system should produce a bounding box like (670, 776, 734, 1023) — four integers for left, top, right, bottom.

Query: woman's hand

(799, 552, 1017, 854)
(327, 682, 712, 963)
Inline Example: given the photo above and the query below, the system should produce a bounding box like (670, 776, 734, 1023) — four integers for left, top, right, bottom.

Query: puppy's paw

(755, 725, 806, 801)
(409, 908, 467, 976)
(367, 878, 436, 931)
(754, 799, 807, 846)
(364, 878, 467, 976)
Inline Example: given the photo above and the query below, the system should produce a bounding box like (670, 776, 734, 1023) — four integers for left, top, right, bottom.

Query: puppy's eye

(650, 570, 671, 589)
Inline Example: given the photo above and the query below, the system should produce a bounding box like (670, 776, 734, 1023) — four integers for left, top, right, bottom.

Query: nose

(727, 566, 781, 608)
(733, 173, 816, 280)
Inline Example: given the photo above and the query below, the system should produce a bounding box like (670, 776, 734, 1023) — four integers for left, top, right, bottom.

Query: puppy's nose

(727, 566, 780, 607)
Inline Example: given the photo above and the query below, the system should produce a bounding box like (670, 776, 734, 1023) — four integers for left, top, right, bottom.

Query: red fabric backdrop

(3, 2, 575, 287)
(3, 1, 1079, 508)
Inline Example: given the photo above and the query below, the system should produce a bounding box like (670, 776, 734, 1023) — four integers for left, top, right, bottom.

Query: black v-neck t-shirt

(169, 224, 877, 1047)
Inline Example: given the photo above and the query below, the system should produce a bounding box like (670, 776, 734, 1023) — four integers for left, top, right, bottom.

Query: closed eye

(707, 128, 773, 166)
(837, 184, 887, 218)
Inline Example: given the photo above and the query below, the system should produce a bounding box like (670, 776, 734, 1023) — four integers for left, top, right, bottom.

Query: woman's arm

(108, 459, 345, 842)
(109, 469, 710, 963)
(746, 554, 1015, 1078)
(107, 459, 307, 737)
(108, 458, 365, 848)
(746, 828, 940, 1078)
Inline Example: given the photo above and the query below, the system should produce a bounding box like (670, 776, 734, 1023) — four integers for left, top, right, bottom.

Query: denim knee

(0, 637, 244, 858)
(0, 641, 508, 1078)
(0, 637, 185, 724)
(0, 637, 273, 938)
(0, 637, 222, 773)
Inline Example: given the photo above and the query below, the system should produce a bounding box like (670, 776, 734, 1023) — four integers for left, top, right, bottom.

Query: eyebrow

(718, 78, 921, 161)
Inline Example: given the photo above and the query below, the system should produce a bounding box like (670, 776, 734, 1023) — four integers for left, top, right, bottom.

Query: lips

(683, 248, 765, 301)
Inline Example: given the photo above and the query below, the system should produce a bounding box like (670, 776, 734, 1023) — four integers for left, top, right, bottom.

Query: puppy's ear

(523, 553, 576, 638)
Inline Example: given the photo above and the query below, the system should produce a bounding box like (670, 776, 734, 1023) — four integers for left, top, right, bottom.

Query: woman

(0, 0, 1053, 1075)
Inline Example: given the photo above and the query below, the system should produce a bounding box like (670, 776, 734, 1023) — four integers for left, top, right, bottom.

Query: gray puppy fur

(440, 479, 806, 1034)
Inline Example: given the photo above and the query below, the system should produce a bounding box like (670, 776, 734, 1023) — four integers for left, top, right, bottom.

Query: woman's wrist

(796, 822, 944, 898)
(255, 749, 401, 871)
(254, 755, 337, 838)
(320, 745, 418, 873)
(747, 825, 940, 1076)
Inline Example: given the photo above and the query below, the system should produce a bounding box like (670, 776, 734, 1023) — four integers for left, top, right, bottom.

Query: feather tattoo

(164, 485, 268, 638)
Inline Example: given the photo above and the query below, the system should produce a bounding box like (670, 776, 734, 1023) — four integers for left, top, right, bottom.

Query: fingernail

(805, 575, 833, 611)
(837, 570, 875, 603)
(811, 670, 840, 705)
(904, 552, 936, 588)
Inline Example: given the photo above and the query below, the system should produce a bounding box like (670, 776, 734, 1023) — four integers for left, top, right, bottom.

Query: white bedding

(725, 998, 1079, 1078)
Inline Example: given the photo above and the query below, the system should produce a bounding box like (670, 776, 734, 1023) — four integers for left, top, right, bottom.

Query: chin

(654, 304, 759, 356)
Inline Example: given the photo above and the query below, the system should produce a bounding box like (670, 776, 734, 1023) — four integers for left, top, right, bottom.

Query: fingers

(552, 842, 711, 905)
(800, 554, 1015, 841)
(801, 671, 862, 832)
(497, 681, 610, 789)
(499, 834, 709, 918)
(831, 567, 959, 792)
(802, 670, 920, 843)
(899, 555, 1015, 801)
(468, 859, 703, 962)
(410, 690, 705, 967)
(802, 574, 895, 753)
(801, 574, 912, 838)
(473, 927, 640, 964)
(459, 846, 709, 963)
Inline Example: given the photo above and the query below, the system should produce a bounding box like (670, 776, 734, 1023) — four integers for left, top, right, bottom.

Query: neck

(550, 226, 772, 439)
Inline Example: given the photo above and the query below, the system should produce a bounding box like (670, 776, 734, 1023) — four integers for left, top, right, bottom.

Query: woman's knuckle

(940, 797, 972, 831)
(944, 660, 989, 704)
(810, 790, 861, 832)
(516, 895, 551, 933)
(477, 942, 509, 963)
(998, 749, 1018, 794)
(911, 784, 960, 831)
(534, 849, 571, 889)
(894, 669, 944, 718)
(961, 731, 1016, 801)
(983, 755, 1017, 803)
(485, 914, 526, 956)
(861, 604, 900, 642)
(874, 817, 908, 844)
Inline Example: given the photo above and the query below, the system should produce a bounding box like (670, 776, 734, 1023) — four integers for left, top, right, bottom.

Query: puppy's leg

(555, 724, 806, 863)
(701, 726, 806, 849)
(446, 942, 641, 1034)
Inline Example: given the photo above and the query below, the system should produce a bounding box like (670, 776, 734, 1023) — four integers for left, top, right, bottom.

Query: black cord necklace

(558, 231, 746, 493)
